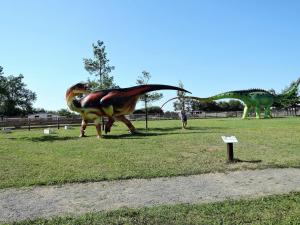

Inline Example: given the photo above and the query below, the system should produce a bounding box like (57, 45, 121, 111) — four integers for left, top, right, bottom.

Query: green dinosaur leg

(264, 106, 272, 118)
(242, 105, 249, 119)
(255, 106, 261, 119)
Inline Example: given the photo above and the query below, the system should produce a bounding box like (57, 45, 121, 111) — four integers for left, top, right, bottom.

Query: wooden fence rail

(0, 109, 299, 130)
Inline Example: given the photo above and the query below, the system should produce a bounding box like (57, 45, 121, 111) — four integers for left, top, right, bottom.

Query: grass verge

(12, 192, 300, 225)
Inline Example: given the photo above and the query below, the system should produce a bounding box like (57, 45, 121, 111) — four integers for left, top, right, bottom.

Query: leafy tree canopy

(83, 40, 117, 90)
(173, 81, 192, 111)
(0, 67, 36, 116)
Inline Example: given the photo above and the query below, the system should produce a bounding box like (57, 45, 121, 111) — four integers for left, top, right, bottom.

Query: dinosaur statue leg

(255, 106, 261, 119)
(264, 106, 272, 118)
(105, 117, 115, 134)
(79, 119, 87, 137)
(242, 105, 249, 119)
(115, 115, 136, 134)
(94, 118, 102, 138)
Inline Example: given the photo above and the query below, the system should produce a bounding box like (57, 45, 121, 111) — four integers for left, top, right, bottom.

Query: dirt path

(1, 168, 300, 223)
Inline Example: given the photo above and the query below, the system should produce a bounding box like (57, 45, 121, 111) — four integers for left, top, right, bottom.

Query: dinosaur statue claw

(129, 129, 140, 135)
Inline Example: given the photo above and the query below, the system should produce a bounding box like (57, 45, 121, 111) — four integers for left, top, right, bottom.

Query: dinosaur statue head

(66, 83, 90, 97)
(66, 83, 91, 111)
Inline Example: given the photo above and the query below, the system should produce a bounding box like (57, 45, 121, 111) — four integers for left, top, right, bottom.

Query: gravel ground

(1, 168, 300, 223)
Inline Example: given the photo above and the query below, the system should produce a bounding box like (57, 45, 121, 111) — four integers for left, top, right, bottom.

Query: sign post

(221, 136, 238, 162)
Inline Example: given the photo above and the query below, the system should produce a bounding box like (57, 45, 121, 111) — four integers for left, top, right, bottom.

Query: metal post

(57, 117, 60, 129)
(227, 143, 234, 162)
(102, 117, 105, 130)
(145, 96, 148, 130)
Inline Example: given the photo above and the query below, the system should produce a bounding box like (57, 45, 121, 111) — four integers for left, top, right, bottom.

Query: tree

(136, 71, 163, 103)
(279, 80, 300, 115)
(271, 80, 300, 115)
(190, 99, 243, 112)
(136, 71, 163, 129)
(0, 67, 36, 116)
(83, 40, 116, 90)
(173, 81, 191, 111)
(0, 66, 6, 96)
(133, 106, 163, 114)
(226, 100, 244, 111)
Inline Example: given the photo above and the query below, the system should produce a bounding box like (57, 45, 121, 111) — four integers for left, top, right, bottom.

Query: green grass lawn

(13, 192, 300, 225)
(1, 117, 300, 189)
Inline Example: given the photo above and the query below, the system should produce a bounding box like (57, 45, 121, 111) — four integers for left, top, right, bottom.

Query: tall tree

(0, 67, 36, 116)
(136, 71, 163, 129)
(173, 81, 191, 111)
(83, 40, 116, 90)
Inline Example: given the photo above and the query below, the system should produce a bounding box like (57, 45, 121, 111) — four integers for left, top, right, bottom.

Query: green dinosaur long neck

(184, 92, 245, 102)
(207, 91, 245, 101)
(277, 78, 300, 99)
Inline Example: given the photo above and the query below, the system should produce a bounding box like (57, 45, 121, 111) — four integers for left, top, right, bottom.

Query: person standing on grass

(179, 110, 187, 129)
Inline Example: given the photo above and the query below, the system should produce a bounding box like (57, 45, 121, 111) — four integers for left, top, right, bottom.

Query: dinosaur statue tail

(160, 96, 209, 109)
(277, 77, 300, 100)
(191, 91, 242, 101)
(120, 84, 192, 96)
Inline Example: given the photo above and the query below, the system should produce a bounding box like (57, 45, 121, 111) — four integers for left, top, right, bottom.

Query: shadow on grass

(8, 135, 78, 142)
(233, 158, 262, 163)
(103, 131, 186, 139)
(104, 129, 222, 139)
(139, 126, 228, 132)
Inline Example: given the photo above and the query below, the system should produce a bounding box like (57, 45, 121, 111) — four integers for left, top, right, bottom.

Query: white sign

(221, 136, 238, 143)
(64, 125, 73, 130)
(1, 128, 12, 133)
(44, 128, 55, 134)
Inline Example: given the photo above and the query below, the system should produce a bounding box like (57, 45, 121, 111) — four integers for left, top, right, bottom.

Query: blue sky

(1, 0, 300, 111)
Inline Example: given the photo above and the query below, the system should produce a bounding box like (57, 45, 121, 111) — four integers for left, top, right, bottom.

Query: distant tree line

(133, 106, 163, 114)
(190, 100, 244, 112)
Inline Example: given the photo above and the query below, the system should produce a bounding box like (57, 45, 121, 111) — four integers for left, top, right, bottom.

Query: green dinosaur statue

(191, 78, 300, 119)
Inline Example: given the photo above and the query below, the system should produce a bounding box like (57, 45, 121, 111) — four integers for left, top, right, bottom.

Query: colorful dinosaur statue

(66, 83, 191, 138)
(187, 78, 300, 119)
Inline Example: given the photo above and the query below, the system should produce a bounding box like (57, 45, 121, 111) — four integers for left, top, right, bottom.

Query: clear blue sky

(1, 0, 300, 111)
